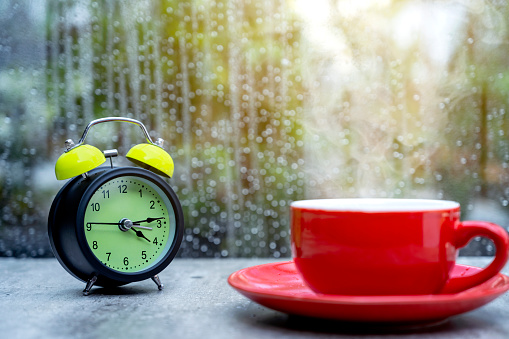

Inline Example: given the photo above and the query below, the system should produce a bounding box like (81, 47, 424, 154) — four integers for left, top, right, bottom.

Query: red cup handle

(441, 221, 509, 294)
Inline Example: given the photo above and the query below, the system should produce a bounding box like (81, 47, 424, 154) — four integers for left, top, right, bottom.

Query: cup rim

(290, 198, 460, 212)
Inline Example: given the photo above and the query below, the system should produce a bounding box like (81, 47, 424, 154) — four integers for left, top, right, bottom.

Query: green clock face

(83, 175, 176, 273)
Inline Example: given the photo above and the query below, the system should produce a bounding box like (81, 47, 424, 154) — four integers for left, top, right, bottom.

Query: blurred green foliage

(1, 0, 305, 257)
(1, 0, 509, 257)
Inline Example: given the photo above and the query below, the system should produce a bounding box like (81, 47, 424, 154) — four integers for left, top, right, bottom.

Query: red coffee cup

(291, 199, 509, 295)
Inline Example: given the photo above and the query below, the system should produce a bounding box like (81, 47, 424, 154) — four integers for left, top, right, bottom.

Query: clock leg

(83, 275, 98, 296)
(151, 275, 164, 290)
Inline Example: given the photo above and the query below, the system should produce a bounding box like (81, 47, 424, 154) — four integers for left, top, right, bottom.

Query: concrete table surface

(1, 257, 508, 339)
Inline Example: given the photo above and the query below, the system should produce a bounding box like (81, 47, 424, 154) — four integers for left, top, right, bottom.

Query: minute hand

(132, 217, 165, 224)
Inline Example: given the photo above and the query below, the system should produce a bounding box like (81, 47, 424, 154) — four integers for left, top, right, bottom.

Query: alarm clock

(48, 117, 184, 295)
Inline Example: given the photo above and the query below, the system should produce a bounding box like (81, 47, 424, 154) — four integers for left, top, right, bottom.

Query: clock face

(82, 175, 177, 273)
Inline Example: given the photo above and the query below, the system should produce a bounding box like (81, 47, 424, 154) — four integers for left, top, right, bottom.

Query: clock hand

(132, 217, 165, 224)
(86, 221, 152, 230)
(131, 225, 153, 230)
(87, 222, 121, 226)
(131, 228, 151, 242)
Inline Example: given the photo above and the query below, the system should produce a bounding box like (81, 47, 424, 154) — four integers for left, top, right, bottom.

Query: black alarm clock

(48, 117, 184, 295)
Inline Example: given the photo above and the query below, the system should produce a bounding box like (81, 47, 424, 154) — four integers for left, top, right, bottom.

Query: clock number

(123, 257, 129, 266)
(139, 189, 143, 197)
(86, 223, 92, 231)
(141, 250, 147, 260)
(157, 220, 162, 228)
(92, 241, 98, 250)
(106, 252, 111, 261)
(118, 185, 127, 194)
(153, 237, 158, 245)
(91, 202, 100, 212)
(149, 200, 155, 209)
(102, 190, 110, 199)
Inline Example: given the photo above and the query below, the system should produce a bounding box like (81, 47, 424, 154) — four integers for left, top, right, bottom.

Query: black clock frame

(48, 166, 184, 288)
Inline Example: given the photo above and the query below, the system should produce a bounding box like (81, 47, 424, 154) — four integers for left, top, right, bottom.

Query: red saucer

(228, 261, 509, 323)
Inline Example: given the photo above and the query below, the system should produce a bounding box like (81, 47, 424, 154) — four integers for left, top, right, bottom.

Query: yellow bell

(126, 143, 174, 178)
(55, 144, 106, 180)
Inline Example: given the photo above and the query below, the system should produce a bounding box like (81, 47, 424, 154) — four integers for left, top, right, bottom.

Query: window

(1, 0, 507, 257)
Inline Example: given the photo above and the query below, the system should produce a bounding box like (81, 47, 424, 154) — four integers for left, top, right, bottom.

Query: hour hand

(131, 228, 151, 242)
